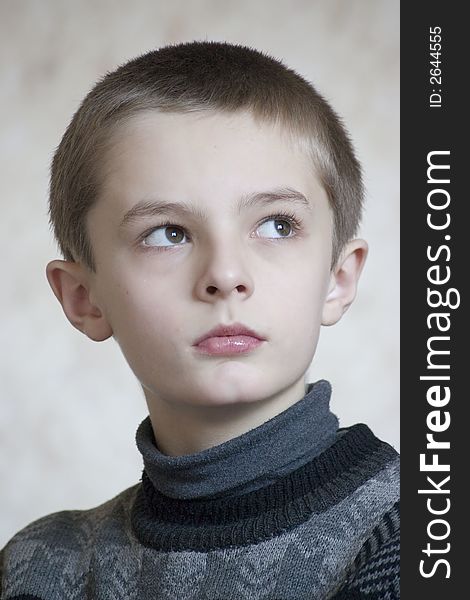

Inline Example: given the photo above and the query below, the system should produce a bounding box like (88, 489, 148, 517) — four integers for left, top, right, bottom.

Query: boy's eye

(143, 225, 187, 247)
(141, 215, 299, 249)
(256, 217, 293, 238)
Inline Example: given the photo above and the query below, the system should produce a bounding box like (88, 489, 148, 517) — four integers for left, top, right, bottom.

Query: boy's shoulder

(337, 417, 399, 471)
(1, 482, 140, 581)
(327, 425, 400, 599)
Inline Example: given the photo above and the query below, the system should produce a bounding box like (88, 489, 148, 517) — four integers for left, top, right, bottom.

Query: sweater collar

(135, 379, 339, 500)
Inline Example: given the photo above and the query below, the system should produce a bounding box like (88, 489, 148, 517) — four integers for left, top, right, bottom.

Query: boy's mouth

(193, 323, 266, 356)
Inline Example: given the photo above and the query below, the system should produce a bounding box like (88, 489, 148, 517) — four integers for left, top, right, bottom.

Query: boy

(0, 41, 399, 599)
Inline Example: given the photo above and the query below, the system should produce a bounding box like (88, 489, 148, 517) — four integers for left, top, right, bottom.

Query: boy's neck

(145, 378, 308, 456)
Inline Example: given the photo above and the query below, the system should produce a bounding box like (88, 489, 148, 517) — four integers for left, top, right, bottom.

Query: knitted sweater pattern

(1, 384, 400, 599)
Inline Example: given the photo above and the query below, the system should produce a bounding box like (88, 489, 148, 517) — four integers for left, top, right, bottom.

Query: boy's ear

(45, 260, 113, 342)
(321, 239, 368, 327)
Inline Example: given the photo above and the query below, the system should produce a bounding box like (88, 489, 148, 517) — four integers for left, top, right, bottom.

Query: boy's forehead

(97, 110, 327, 220)
(104, 109, 312, 173)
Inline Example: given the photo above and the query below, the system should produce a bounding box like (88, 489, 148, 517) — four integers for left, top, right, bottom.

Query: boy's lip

(193, 323, 266, 346)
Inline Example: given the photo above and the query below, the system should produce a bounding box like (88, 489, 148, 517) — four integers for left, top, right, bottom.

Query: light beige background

(0, 0, 399, 546)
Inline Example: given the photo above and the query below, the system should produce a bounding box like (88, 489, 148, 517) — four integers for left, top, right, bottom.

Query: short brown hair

(49, 40, 364, 271)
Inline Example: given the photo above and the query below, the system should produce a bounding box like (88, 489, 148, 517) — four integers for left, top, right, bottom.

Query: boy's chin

(191, 378, 269, 407)
(184, 366, 302, 408)
(141, 358, 307, 408)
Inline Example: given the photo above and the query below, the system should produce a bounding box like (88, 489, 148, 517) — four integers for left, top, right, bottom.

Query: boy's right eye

(143, 225, 188, 248)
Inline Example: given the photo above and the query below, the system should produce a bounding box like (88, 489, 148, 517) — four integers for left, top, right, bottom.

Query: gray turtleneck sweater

(0, 381, 400, 599)
(136, 380, 340, 500)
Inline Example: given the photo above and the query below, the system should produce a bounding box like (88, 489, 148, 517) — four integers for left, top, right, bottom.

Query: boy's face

(84, 110, 338, 409)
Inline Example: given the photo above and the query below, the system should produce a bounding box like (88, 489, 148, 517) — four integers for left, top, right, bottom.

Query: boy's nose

(194, 242, 254, 302)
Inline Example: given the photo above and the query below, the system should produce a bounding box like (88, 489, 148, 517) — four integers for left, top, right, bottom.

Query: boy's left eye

(256, 217, 294, 238)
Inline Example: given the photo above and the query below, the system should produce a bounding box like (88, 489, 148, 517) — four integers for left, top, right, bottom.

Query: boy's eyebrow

(119, 187, 312, 228)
